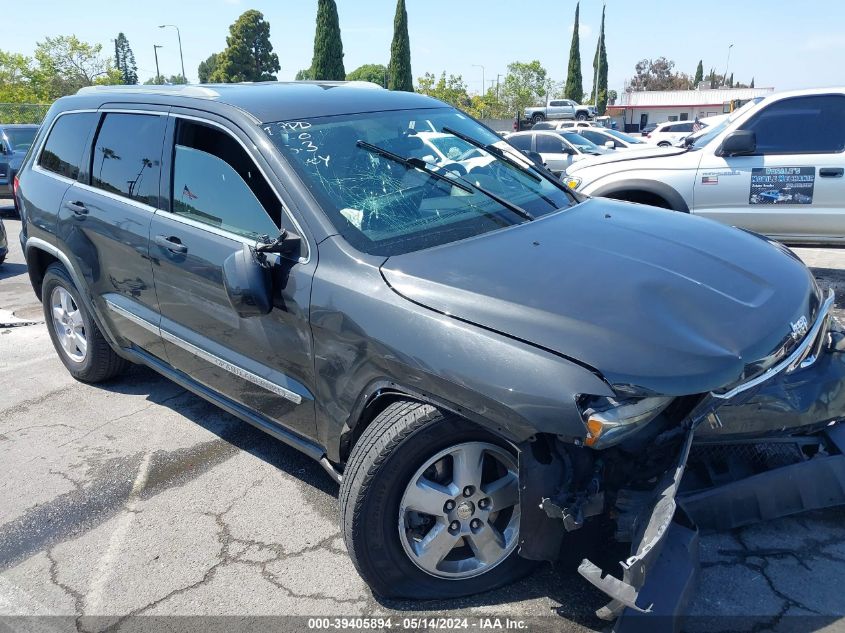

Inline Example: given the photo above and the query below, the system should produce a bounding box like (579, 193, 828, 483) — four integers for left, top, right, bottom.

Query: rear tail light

(13, 174, 19, 196)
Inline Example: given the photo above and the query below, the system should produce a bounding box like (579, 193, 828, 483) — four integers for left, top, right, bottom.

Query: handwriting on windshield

(266, 121, 331, 167)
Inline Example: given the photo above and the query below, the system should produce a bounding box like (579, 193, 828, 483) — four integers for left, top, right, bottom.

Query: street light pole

(723, 43, 734, 87)
(472, 64, 485, 96)
(153, 45, 163, 84)
(159, 24, 186, 83)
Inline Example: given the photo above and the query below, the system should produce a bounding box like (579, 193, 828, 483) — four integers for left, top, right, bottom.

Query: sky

(5, 0, 845, 98)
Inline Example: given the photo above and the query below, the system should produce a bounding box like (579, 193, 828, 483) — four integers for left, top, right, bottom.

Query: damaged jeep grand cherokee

(15, 83, 845, 624)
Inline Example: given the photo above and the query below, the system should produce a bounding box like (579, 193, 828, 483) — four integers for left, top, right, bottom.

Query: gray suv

(14, 83, 845, 623)
(0, 124, 39, 200)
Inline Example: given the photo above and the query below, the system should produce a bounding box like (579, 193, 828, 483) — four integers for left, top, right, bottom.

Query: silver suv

(564, 88, 845, 245)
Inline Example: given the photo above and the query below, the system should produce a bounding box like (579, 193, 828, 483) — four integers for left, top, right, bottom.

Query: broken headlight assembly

(578, 395, 674, 449)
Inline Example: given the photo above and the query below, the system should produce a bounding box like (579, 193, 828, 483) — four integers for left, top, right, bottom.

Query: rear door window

(536, 134, 566, 153)
(91, 113, 166, 206)
(39, 113, 99, 180)
(507, 135, 532, 151)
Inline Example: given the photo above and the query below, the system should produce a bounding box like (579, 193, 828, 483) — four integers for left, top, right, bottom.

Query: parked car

(644, 120, 700, 146)
(0, 124, 39, 204)
(15, 83, 845, 622)
(564, 88, 845, 244)
(577, 127, 648, 150)
(524, 99, 596, 124)
(505, 130, 609, 175)
(639, 122, 658, 136)
(0, 216, 6, 265)
(533, 120, 597, 131)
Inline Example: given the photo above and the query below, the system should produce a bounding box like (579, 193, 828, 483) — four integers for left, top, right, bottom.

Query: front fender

(310, 237, 614, 463)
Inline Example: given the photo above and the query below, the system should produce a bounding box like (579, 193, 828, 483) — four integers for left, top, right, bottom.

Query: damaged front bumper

(520, 296, 845, 631)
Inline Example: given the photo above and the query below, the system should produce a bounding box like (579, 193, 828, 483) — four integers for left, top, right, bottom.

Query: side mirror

(0, 142, 7, 155)
(254, 228, 302, 257)
(222, 243, 273, 318)
(719, 130, 756, 156)
(604, 141, 615, 149)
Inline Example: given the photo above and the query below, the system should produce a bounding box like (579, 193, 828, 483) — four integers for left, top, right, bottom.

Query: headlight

(578, 395, 673, 449)
(563, 175, 582, 190)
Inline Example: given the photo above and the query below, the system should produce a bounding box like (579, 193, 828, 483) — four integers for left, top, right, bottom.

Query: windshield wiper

(433, 167, 535, 221)
(441, 126, 541, 182)
(356, 140, 473, 194)
(357, 140, 534, 221)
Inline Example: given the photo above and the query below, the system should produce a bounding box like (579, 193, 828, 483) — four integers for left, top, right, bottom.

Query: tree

(693, 60, 703, 87)
(211, 10, 280, 82)
(388, 0, 413, 92)
(628, 57, 691, 91)
(295, 67, 313, 80)
(592, 4, 608, 114)
(0, 51, 39, 103)
(750, 77, 755, 88)
(709, 67, 717, 89)
(347, 63, 387, 87)
(564, 2, 583, 102)
(728, 72, 734, 88)
(416, 71, 469, 108)
(197, 53, 219, 83)
(607, 89, 618, 105)
(311, 0, 345, 80)
(113, 33, 138, 85)
(32, 36, 121, 100)
(465, 86, 510, 119)
(501, 60, 551, 115)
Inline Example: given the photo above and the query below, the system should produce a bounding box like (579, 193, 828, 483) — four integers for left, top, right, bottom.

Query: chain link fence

(0, 103, 51, 125)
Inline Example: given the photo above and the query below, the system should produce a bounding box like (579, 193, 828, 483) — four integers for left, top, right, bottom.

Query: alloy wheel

(50, 286, 87, 363)
(398, 441, 520, 579)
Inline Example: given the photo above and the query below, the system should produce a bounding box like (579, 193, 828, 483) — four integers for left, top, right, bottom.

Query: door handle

(64, 200, 88, 216)
(819, 167, 844, 178)
(154, 235, 188, 254)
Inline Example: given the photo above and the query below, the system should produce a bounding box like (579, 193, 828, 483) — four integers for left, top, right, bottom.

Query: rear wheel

(576, 112, 588, 121)
(531, 113, 545, 124)
(42, 263, 129, 383)
(340, 401, 533, 599)
(658, 141, 671, 147)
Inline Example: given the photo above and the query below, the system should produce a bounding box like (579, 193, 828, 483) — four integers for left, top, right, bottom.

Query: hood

(566, 145, 687, 172)
(380, 199, 819, 396)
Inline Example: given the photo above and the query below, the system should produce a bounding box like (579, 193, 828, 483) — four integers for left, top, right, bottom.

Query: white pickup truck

(524, 99, 596, 124)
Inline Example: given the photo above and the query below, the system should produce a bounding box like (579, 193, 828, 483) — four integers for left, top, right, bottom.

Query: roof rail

(76, 85, 220, 98)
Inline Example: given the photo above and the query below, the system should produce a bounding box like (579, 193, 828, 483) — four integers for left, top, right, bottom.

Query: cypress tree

(312, 0, 345, 81)
(693, 60, 703, 87)
(564, 2, 583, 102)
(750, 77, 755, 88)
(592, 5, 608, 114)
(388, 0, 413, 91)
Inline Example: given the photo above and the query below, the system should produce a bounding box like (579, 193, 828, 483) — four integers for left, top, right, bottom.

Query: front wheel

(340, 401, 532, 599)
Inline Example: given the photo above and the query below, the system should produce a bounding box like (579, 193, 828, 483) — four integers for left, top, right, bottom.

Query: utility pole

(472, 64, 485, 96)
(153, 45, 163, 84)
(496, 73, 502, 102)
(159, 25, 186, 83)
(723, 43, 734, 88)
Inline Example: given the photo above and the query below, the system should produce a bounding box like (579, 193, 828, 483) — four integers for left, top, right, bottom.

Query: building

(608, 87, 775, 133)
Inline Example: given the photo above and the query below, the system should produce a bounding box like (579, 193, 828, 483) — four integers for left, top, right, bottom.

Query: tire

(42, 262, 129, 383)
(576, 112, 588, 121)
(340, 401, 534, 599)
(658, 141, 671, 147)
(531, 113, 545, 124)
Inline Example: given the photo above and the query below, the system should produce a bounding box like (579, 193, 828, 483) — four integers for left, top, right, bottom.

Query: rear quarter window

(39, 112, 98, 180)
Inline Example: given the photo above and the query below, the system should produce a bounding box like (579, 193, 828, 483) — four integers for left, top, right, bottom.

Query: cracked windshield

(264, 108, 575, 255)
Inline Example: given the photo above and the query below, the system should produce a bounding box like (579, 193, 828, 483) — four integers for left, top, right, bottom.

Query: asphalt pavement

(1, 202, 845, 633)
